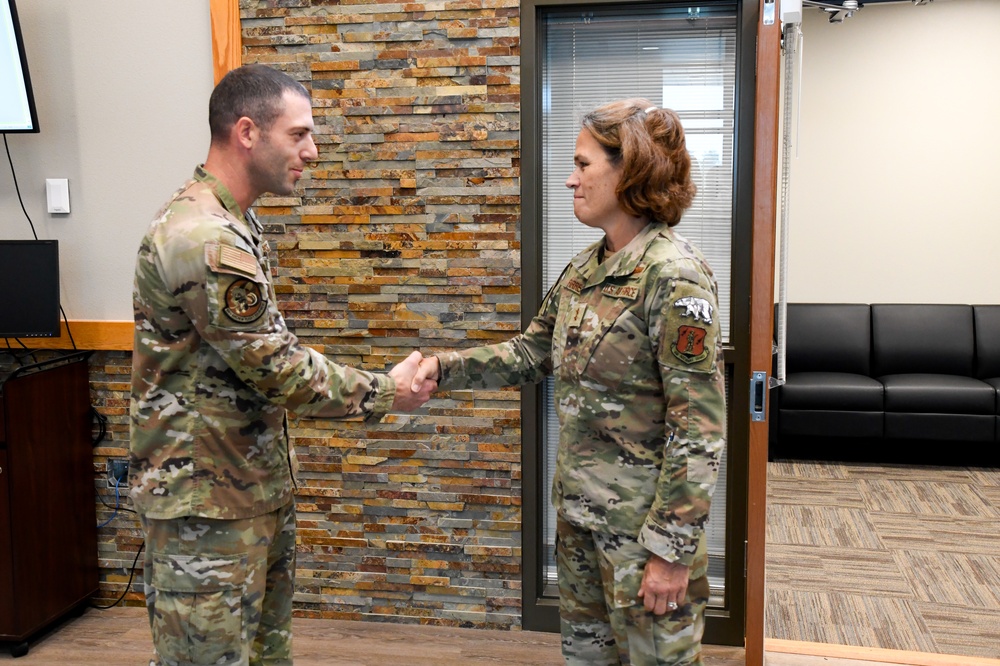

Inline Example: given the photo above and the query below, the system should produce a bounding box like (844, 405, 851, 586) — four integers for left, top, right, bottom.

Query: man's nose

(304, 136, 318, 162)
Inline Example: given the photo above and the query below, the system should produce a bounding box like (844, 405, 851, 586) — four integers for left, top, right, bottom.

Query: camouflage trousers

(139, 501, 297, 666)
(556, 515, 709, 666)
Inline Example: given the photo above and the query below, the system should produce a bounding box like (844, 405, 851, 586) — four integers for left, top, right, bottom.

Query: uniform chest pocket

(558, 297, 646, 390)
(583, 309, 648, 390)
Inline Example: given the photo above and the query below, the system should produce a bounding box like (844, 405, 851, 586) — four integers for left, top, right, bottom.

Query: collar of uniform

(244, 208, 264, 240)
(572, 222, 664, 288)
(570, 238, 604, 275)
(194, 165, 256, 235)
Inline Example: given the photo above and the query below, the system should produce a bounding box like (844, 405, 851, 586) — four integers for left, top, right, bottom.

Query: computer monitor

(0, 240, 60, 338)
(0, 0, 40, 133)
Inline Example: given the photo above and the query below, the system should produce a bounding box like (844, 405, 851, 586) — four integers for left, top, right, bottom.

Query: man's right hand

(411, 356, 440, 393)
(388, 351, 436, 411)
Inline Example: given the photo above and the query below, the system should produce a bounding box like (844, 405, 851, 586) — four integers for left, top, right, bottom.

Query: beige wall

(0, 0, 211, 321)
(781, 0, 1000, 304)
(4, 1, 996, 319)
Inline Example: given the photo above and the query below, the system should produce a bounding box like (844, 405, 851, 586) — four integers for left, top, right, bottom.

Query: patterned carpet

(765, 460, 1000, 659)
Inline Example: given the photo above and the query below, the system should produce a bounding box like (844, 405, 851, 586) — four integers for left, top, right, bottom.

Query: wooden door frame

(745, 0, 782, 664)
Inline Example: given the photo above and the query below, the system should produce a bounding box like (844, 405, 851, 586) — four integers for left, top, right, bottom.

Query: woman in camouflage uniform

(413, 99, 727, 665)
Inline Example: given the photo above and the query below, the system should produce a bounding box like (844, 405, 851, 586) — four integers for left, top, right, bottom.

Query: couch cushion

(872, 304, 975, 377)
(985, 377, 1000, 415)
(780, 372, 883, 411)
(880, 374, 995, 414)
(884, 413, 995, 442)
(782, 304, 872, 375)
(778, 410, 883, 438)
(974, 305, 1000, 380)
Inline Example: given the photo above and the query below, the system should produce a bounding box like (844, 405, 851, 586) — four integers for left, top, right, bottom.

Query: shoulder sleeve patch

(222, 278, 268, 324)
(204, 241, 271, 330)
(658, 280, 720, 374)
(219, 245, 259, 276)
(205, 241, 259, 279)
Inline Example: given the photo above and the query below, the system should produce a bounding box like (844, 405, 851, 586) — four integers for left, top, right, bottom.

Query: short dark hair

(581, 98, 696, 227)
(208, 64, 311, 141)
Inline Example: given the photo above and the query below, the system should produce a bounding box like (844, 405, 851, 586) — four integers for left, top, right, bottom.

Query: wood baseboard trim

(765, 639, 1000, 666)
(8, 320, 133, 351)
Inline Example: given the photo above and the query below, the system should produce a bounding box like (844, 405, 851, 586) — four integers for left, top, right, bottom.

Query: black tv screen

(0, 0, 39, 133)
(0, 240, 60, 338)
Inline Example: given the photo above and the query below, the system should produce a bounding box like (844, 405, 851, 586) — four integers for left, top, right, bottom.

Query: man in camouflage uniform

(412, 102, 726, 665)
(130, 64, 434, 666)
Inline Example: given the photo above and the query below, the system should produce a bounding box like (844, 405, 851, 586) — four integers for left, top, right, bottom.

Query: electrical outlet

(106, 458, 129, 488)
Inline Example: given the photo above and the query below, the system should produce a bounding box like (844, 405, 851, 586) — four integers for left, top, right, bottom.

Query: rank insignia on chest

(568, 302, 588, 328)
(671, 325, 709, 364)
(602, 284, 639, 300)
(224, 278, 267, 323)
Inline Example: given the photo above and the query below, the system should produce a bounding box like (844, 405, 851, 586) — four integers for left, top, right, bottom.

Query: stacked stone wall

(245, 0, 524, 628)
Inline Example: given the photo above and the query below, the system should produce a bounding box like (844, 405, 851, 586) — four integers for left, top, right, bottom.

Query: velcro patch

(223, 278, 267, 324)
(565, 277, 584, 294)
(671, 325, 709, 364)
(219, 245, 258, 277)
(673, 296, 713, 324)
(660, 281, 719, 374)
(568, 302, 587, 328)
(602, 284, 639, 300)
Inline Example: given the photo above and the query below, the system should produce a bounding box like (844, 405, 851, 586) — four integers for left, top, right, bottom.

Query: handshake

(387, 351, 442, 412)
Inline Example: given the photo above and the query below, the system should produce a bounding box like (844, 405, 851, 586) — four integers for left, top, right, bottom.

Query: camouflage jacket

(438, 223, 726, 568)
(130, 166, 395, 520)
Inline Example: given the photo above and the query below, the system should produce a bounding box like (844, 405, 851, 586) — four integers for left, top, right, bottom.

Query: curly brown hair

(580, 98, 696, 227)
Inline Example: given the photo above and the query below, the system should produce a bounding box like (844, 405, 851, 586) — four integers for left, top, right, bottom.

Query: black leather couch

(769, 303, 1000, 465)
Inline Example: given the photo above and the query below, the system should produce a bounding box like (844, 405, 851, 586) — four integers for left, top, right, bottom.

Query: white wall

(0, 0, 212, 321)
(781, 0, 1000, 304)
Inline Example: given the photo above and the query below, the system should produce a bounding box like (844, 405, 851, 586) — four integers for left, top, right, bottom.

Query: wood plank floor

(4, 607, 999, 666)
(0, 607, 737, 665)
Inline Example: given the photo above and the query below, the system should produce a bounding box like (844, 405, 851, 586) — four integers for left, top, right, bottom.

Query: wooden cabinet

(0, 352, 98, 657)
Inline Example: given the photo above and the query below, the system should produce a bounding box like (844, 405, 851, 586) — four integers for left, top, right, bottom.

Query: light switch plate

(46, 178, 70, 214)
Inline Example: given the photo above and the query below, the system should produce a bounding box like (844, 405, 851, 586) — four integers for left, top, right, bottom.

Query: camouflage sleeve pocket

(149, 552, 247, 663)
(657, 280, 720, 375)
(205, 241, 271, 332)
(686, 437, 725, 485)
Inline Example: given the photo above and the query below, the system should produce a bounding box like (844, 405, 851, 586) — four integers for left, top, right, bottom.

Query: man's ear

(234, 116, 257, 149)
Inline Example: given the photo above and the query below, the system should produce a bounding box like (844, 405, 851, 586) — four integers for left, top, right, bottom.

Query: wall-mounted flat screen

(0, 0, 39, 133)
(0, 240, 59, 337)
